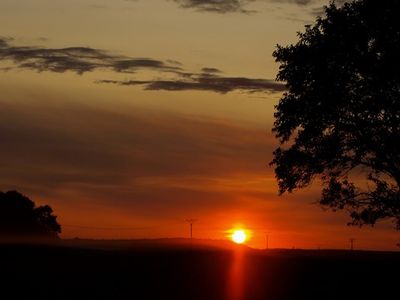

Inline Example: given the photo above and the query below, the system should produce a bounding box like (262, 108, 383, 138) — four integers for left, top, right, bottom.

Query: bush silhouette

(272, 0, 400, 228)
(0, 191, 61, 238)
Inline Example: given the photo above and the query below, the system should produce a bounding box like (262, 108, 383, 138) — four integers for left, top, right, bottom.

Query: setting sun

(231, 230, 247, 244)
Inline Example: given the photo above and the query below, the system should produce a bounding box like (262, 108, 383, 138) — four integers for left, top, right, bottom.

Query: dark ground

(0, 239, 399, 300)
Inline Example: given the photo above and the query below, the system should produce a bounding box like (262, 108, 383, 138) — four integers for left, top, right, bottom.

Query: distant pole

(350, 238, 356, 251)
(266, 234, 269, 250)
(185, 219, 197, 239)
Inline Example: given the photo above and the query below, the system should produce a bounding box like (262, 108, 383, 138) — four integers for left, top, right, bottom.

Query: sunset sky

(1, 0, 398, 250)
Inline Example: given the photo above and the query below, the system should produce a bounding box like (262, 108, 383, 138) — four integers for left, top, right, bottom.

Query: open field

(0, 239, 399, 300)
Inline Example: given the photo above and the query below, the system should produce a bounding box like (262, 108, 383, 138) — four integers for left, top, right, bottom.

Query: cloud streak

(171, 0, 322, 13)
(0, 37, 181, 75)
(170, 0, 333, 14)
(0, 37, 284, 94)
(172, 0, 255, 13)
(99, 73, 285, 94)
(271, 0, 315, 5)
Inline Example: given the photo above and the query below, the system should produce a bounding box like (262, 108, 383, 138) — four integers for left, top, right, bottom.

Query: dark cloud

(111, 58, 181, 73)
(124, 0, 339, 15)
(0, 37, 283, 94)
(98, 73, 285, 94)
(201, 67, 222, 73)
(171, 0, 323, 14)
(277, 0, 347, 6)
(172, 0, 255, 13)
(272, 0, 315, 5)
(0, 37, 181, 75)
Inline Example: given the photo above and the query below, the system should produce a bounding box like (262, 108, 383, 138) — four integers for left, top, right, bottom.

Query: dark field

(0, 239, 399, 300)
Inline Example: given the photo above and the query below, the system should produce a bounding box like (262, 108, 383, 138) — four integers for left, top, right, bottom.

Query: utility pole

(265, 234, 269, 250)
(349, 238, 356, 251)
(185, 219, 197, 240)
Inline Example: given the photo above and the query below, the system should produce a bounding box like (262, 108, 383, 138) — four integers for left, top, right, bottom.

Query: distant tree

(271, 0, 400, 228)
(0, 191, 61, 238)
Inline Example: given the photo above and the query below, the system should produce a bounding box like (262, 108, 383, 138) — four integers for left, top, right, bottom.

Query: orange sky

(0, 0, 399, 250)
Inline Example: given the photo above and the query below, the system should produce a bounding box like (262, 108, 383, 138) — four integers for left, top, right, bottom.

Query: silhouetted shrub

(0, 191, 61, 238)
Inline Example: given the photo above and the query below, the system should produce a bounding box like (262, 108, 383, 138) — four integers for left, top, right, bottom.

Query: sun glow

(231, 229, 247, 244)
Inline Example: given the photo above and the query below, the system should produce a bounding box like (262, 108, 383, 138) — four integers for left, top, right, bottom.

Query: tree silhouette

(271, 0, 400, 228)
(0, 191, 61, 238)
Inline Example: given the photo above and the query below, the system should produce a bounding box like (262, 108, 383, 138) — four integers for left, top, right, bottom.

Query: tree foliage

(0, 191, 61, 238)
(272, 0, 400, 228)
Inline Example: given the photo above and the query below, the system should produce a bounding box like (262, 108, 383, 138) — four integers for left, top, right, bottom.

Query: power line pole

(266, 234, 269, 250)
(349, 238, 356, 251)
(185, 219, 197, 240)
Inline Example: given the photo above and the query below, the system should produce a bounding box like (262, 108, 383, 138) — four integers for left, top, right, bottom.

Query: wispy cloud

(122, 0, 341, 15)
(172, 0, 338, 14)
(0, 37, 283, 94)
(201, 67, 222, 73)
(98, 72, 285, 94)
(272, 0, 347, 6)
(172, 0, 255, 13)
(171, 0, 323, 14)
(0, 37, 181, 75)
(271, 0, 315, 5)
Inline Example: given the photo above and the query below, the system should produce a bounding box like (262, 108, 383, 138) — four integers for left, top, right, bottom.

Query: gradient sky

(0, 0, 398, 250)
